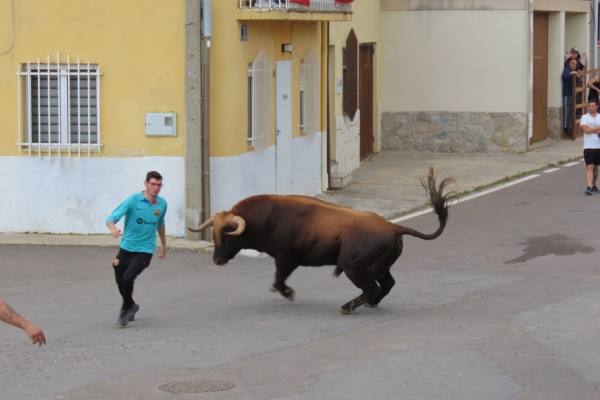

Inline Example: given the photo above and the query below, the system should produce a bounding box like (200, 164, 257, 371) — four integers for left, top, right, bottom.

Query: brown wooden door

(359, 44, 374, 160)
(532, 13, 548, 143)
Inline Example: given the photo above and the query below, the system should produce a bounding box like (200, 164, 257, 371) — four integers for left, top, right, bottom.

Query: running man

(106, 171, 167, 327)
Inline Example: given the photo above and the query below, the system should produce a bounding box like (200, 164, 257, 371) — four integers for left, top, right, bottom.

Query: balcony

(238, 0, 352, 21)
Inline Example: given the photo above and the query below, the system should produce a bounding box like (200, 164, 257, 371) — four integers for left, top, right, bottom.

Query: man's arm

(157, 224, 167, 259)
(562, 68, 575, 80)
(0, 299, 46, 345)
(581, 123, 600, 134)
(106, 221, 121, 238)
(106, 197, 132, 238)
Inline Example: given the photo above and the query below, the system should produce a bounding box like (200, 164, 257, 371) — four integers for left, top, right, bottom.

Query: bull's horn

(227, 215, 246, 236)
(187, 217, 213, 233)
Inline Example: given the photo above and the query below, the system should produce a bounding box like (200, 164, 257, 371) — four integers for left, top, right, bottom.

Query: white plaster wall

(381, 9, 529, 113)
(291, 132, 323, 196)
(0, 156, 185, 236)
(210, 146, 277, 214)
(565, 12, 589, 57)
(548, 11, 566, 108)
(334, 111, 360, 178)
(210, 132, 322, 213)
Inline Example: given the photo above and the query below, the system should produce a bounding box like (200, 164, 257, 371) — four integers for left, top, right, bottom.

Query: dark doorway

(359, 43, 374, 160)
(532, 12, 549, 143)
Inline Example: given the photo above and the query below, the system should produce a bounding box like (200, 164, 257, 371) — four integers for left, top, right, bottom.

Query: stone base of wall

(381, 111, 528, 153)
(547, 107, 562, 140)
(330, 111, 360, 188)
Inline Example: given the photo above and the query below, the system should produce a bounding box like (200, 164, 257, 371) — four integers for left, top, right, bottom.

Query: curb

(382, 155, 583, 221)
(0, 233, 214, 253)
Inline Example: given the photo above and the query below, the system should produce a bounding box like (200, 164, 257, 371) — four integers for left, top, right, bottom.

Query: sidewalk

(0, 137, 582, 250)
(317, 137, 583, 219)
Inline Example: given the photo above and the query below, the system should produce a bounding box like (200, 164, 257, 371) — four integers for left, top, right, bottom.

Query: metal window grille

(16, 53, 101, 157)
(247, 50, 273, 150)
(300, 50, 319, 135)
(239, 0, 352, 12)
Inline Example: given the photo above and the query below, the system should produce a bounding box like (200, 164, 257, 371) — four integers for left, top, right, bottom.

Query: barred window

(17, 58, 101, 155)
(299, 51, 319, 134)
(247, 50, 273, 150)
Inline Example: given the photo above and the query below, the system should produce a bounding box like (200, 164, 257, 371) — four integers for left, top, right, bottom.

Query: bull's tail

(396, 167, 455, 241)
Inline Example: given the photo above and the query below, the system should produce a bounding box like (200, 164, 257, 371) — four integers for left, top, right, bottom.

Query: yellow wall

(0, 0, 185, 157)
(211, 1, 322, 157)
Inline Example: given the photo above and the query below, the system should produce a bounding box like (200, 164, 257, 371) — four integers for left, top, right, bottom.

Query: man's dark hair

(146, 171, 163, 182)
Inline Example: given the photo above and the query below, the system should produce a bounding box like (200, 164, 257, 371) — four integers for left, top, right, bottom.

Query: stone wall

(381, 111, 528, 153)
(330, 111, 360, 189)
(547, 107, 562, 140)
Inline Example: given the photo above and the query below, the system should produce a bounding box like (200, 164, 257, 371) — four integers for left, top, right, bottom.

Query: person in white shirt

(580, 101, 600, 195)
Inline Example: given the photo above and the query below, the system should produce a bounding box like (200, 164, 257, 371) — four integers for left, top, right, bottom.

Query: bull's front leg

(270, 259, 298, 301)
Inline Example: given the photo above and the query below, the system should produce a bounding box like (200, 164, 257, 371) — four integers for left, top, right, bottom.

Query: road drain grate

(158, 379, 235, 394)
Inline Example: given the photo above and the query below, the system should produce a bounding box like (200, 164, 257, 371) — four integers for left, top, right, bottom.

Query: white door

(276, 61, 293, 194)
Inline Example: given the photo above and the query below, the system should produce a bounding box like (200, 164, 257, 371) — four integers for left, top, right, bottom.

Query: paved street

(3, 161, 600, 399)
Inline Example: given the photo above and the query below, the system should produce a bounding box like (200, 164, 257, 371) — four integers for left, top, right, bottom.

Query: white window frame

(247, 50, 273, 150)
(299, 50, 319, 135)
(16, 54, 102, 157)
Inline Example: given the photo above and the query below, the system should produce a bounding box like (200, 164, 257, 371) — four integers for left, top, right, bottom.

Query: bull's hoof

(282, 287, 295, 302)
(269, 285, 277, 292)
(339, 306, 352, 315)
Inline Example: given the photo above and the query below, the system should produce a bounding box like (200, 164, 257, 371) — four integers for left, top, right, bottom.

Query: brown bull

(189, 167, 454, 314)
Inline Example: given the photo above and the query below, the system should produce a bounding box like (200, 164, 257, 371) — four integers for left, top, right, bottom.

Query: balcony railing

(239, 0, 352, 13)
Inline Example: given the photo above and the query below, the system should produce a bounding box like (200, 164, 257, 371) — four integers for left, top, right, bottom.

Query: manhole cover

(158, 379, 235, 394)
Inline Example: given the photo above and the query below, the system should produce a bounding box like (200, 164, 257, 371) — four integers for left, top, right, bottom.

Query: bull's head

(188, 212, 246, 265)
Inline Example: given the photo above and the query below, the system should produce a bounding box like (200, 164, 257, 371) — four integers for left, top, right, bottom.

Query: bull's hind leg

(271, 259, 298, 301)
(371, 270, 395, 306)
(339, 271, 380, 314)
(368, 239, 402, 307)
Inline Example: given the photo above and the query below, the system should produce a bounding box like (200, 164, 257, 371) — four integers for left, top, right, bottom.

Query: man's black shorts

(584, 148, 600, 165)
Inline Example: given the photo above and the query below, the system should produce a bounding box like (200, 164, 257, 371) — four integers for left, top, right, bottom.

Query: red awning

(290, 0, 310, 5)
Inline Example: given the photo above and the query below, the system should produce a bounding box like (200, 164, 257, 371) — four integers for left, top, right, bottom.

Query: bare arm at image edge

(0, 298, 46, 345)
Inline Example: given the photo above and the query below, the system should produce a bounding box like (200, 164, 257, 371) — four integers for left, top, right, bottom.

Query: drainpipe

(325, 21, 332, 189)
(184, 0, 203, 240)
(527, 0, 533, 149)
(201, 0, 212, 241)
(594, 1, 598, 68)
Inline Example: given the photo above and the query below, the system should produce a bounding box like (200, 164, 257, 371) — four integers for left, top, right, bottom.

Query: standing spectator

(564, 47, 587, 71)
(580, 101, 600, 195)
(562, 58, 581, 136)
(0, 298, 46, 345)
(564, 48, 588, 122)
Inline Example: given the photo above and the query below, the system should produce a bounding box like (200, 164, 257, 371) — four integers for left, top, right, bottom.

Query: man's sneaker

(585, 187, 594, 196)
(592, 186, 599, 193)
(117, 308, 129, 327)
(128, 303, 140, 321)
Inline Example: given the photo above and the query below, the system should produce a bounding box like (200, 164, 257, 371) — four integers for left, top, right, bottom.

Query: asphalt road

(3, 161, 600, 400)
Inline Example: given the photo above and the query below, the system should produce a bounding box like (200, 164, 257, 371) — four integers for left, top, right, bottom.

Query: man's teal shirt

(106, 192, 167, 254)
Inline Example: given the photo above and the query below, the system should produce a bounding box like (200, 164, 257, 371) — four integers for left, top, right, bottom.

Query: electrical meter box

(145, 112, 177, 136)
